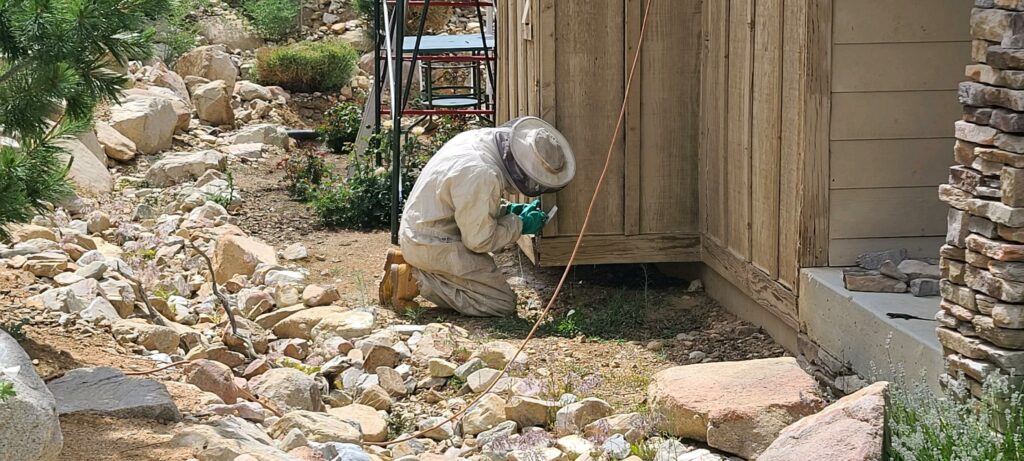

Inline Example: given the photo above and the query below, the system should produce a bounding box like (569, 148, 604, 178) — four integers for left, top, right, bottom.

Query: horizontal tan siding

(827, 1, 969, 265)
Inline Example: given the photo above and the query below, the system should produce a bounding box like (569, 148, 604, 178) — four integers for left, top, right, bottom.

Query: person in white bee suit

(378, 116, 576, 317)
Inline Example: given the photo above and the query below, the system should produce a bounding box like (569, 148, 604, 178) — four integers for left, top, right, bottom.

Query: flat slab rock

(843, 269, 907, 293)
(759, 381, 887, 461)
(647, 357, 825, 460)
(47, 367, 181, 422)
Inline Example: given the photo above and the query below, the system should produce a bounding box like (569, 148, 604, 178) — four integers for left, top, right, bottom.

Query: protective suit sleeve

(450, 169, 523, 254)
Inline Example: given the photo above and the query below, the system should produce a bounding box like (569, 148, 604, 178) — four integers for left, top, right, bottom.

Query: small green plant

(448, 375, 466, 392)
(318, 102, 362, 153)
(0, 380, 15, 402)
(209, 170, 236, 208)
(275, 357, 321, 375)
(554, 309, 582, 337)
(629, 440, 659, 461)
(152, 287, 177, 301)
(242, 0, 300, 41)
(1, 319, 31, 342)
(402, 305, 428, 323)
(255, 40, 358, 92)
(387, 411, 415, 438)
(886, 370, 1024, 460)
(279, 150, 331, 201)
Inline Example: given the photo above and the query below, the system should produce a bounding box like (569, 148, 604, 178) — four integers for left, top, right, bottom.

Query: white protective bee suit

(398, 128, 522, 317)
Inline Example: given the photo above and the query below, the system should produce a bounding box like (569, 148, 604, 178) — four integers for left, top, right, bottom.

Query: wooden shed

(496, 0, 970, 335)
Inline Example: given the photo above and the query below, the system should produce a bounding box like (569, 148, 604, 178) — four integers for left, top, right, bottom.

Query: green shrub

(886, 371, 1024, 460)
(280, 150, 332, 201)
(242, 0, 300, 41)
(318, 102, 362, 153)
(255, 40, 358, 93)
(309, 130, 428, 230)
(154, 0, 210, 62)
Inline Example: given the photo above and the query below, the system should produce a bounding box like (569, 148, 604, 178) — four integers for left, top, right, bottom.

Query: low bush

(318, 102, 362, 153)
(154, 0, 210, 62)
(309, 130, 428, 230)
(280, 150, 332, 201)
(886, 370, 1024, 460)
(242, 0, 300, 41)
(255, 40, 358, 93)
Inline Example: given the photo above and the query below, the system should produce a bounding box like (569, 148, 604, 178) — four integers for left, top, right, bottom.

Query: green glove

(506, 199, 541, 216)
(521, 209, 547, 235)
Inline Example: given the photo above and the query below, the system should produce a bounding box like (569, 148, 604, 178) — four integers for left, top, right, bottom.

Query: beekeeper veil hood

(493, 116, 576, 197)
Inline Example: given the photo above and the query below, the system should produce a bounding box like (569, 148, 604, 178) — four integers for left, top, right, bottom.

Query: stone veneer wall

(938, 1, 1024, 395)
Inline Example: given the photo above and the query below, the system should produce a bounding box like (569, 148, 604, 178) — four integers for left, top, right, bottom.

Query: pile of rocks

(0, 146, 890, 460)
(841, 249, 941, 297)
(937, 3, 1024, 397)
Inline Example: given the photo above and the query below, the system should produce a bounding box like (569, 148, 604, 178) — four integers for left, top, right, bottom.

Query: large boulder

(234, 80, 273, 102)
(327, 404, 388, 442)
(124, 87, 191, 132)
(462, 393, 507, 436)
(94, 121, 137, 162)
(311, 310, 375, 341)
(141, 62, 190, 101)
(47, 367, 181, 422)
(56, 137, 113, 196)
(183, 359, 239, 404)
(172, 416, 291, 461)
(272, 305, 345, 340)
(759, 381, 887, 461)
(268, 410, 361, 444)
(648, 357, 825, 460)
(197, 16, 264, 51)
(145, 150, 226, 187)
(111, 320, 181, 354)
(213, 234, 278, 283)
(229, 123, 289, 150)
(0, 330, 63, 461)
(109, 93, 177, 154)
(174, 45, 238, 89)
(249, 368, 323, 413)
(192, 80, 235, 127)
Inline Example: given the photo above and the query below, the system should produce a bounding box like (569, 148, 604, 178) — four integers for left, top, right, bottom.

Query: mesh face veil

(493, 117, 574, 197)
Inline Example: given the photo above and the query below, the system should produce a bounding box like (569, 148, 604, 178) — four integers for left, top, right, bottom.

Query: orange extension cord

(365, 0, 659, 446)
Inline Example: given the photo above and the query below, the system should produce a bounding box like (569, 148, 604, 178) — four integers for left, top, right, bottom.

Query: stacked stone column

(938, 2, 1024, 396)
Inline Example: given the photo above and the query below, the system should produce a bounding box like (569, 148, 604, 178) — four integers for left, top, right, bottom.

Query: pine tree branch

(0, 60, 29, 86)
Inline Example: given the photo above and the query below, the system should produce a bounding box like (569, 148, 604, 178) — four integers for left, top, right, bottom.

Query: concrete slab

(800, 268, 943, 391)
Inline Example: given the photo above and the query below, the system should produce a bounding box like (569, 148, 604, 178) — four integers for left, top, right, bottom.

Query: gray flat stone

(47, 367, 181, 422)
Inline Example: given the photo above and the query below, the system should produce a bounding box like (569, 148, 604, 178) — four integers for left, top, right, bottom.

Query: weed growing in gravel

(387, 411, 415, 438)
(0, 380, 14, 402)
(886, 368, 1024, 460)
(209, 170, 236, 209)
(629, 440, 659, 461)
(401, 305, 428, 324)
(1, 319, 30, 341)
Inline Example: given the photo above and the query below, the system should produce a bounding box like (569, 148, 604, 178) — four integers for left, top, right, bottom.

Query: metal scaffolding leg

(390, 0, 405, 245)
